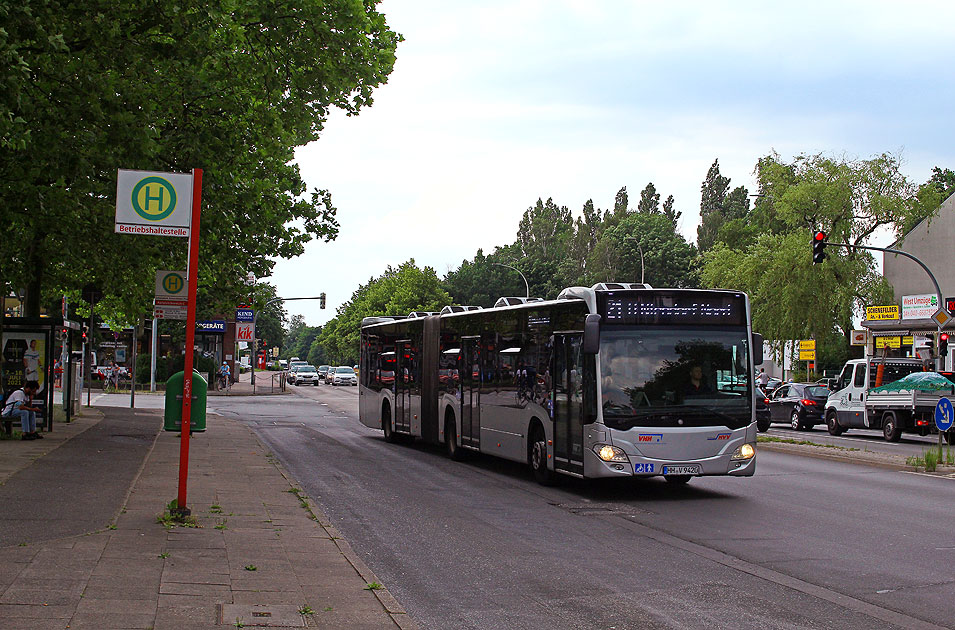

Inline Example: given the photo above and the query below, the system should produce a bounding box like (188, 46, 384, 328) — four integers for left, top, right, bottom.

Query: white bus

(359, 283, 762, 485)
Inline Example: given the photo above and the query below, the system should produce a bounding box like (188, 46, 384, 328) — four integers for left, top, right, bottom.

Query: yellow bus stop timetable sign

(115, 169, 193, 237)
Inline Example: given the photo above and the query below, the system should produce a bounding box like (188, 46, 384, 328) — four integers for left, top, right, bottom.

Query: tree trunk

(23, 237, 44, 318)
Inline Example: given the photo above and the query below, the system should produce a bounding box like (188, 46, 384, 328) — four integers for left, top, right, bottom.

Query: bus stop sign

(935, 397, 954, 432)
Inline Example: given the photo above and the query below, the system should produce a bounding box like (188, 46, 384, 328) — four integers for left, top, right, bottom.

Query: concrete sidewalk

(0, 407, 413, 629)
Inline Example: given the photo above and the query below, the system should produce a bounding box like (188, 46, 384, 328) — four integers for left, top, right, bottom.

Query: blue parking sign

(934, 397, 954, 432)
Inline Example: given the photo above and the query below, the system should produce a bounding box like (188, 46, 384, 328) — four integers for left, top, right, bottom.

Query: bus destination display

(602, 293, 745, 325)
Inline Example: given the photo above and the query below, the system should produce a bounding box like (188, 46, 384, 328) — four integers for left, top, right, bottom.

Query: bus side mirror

(752, 333, 764, 365)
(583, 314, 601, 354)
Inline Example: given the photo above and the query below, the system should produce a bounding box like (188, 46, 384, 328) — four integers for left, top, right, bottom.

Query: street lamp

(624, 237, 645, 284)
(491, 262, 529, 298)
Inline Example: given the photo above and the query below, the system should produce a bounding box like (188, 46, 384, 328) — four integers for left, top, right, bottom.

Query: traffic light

(319, 292, 326, 309)
(926, 334, 935, 358)
(812, 231, 827, 264)
(940, 333, 949, 356)
(81, 326, 88, 342)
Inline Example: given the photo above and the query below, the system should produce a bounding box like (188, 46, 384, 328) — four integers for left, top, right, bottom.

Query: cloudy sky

(271, 0, 955, 326)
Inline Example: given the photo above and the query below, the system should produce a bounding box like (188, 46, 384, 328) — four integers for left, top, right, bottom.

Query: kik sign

(115, 169, 193, 237)
(236, 322, 254, 342)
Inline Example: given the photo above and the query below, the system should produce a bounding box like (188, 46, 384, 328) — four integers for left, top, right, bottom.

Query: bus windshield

(599, 327, 751, 430)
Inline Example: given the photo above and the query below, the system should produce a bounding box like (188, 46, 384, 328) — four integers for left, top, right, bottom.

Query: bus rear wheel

(529, 424, 555, 486)
(382, 405, 399, 444)
(445, 416, 464, 461)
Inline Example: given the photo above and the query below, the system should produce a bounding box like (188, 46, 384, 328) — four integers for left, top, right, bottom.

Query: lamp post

(491, 262, 529, 298)
(624, 237, 645, 284)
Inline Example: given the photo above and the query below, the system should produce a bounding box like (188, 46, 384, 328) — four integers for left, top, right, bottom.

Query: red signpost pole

(176, 168, 203, 516)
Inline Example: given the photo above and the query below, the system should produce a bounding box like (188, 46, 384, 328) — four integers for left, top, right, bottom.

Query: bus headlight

(731, 443, 756, 460)
(594, 444, 629, 463)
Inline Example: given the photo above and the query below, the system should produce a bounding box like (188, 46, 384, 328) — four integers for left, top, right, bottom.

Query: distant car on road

(331, 365, 358, 386)
(768, 382, 829, 430)
(317, 365, 331, 381)
(289, 365, 319, 386)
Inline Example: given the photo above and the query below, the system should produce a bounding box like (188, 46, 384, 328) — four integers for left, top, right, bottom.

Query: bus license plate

(662, 464, 700, 476)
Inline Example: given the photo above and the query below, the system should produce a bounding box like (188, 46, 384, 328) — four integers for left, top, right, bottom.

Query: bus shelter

(1, 318, 77, 431)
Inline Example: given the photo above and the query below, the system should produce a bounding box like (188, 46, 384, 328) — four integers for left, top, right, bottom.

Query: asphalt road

(210, 386, 955, 629)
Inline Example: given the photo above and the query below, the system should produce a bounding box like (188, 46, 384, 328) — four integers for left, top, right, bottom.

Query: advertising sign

(156, 270, 188, 298)
(901, 294, 938, 320)
(196, 320, 226, 333)
(875, 336, 902, 349)
(850, 330, 867, 346)
(115, 169, 193, 237)
(236, 322, 254, 343)
(865, 305, 900, 321)
(236, 308, 254, 323)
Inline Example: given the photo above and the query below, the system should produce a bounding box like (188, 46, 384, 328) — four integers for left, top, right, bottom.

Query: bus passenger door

(553, 334, 584, 475)
(460, 337, 481, 449)
(395, 340, 412, 433)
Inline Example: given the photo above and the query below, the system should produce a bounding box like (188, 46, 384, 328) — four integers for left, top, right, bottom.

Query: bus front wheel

(529, 424, 555, 486)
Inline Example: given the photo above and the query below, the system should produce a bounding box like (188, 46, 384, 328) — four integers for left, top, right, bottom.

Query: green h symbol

(144, 184, 165, 212)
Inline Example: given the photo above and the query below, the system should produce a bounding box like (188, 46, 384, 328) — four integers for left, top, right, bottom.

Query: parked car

(289, 365, 320, 386)
(755, 385, 771, 432)
(768, 382, 830, 430)
(331, 365, 358, 386)
(317, 365, 331, 381)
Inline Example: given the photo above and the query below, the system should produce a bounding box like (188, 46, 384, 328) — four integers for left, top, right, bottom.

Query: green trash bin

(163, 370, 207, 432)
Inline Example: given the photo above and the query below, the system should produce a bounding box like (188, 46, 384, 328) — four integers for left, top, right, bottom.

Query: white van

(825, 357, 923, 438)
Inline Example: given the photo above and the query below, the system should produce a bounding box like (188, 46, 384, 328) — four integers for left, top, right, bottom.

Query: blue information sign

(934, 397, 954, 432)
(236, 308, 254, 323)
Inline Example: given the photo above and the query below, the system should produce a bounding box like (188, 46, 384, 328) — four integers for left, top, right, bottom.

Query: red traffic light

(941, 333, 950, 341)
(814, 231, 826, 241)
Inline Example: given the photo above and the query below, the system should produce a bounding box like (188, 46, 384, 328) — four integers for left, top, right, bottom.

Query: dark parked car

(767, 382, 830, 430)
(755, 385, 772, 432)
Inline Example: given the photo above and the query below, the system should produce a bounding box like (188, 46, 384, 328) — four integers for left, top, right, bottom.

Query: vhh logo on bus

(236, 323, 254, 341)
(637, 434, 664, 443)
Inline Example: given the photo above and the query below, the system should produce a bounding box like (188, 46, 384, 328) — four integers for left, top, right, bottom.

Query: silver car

(291, 366, 320, 386)
(331, 366, 358, 386)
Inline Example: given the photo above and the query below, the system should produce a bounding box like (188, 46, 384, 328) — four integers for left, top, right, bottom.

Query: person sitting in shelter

(2, 380, 43, 440)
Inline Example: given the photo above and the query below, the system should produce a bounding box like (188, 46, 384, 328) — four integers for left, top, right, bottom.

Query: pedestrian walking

(758, 367, 769, 388)
(2, 380, 43, 440)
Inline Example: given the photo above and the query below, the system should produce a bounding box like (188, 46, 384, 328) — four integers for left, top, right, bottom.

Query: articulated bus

(358, 283, 762, 485)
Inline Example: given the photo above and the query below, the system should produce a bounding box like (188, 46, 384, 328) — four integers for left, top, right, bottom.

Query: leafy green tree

(662, 195, 680, 229)
(697, 159, 733, 252)
(443, 248, 527, 307)
(613, 186, 629, 217)
(314, 261, 452, 365)
(637, 183, 661, 214)
(588, 213, 699, 288)
(701, 152, 930, 368)
(1, 0, 400, 323)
